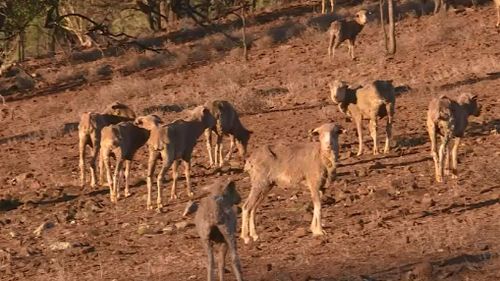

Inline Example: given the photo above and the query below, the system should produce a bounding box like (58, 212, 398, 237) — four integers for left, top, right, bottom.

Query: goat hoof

(187, 191, 194, 198)
(251, 234, 259, 242)
(242, 236, 251, 244)
(170, 194, 178, 200)
(147, 205, 153, 210)
(451, 174, 458, 179)
(124, 192, 131, 198)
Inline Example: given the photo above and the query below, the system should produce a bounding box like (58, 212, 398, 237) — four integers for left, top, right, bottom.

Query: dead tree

(380, 0, 396, 55)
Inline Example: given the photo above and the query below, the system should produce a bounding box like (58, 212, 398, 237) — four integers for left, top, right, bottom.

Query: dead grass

(121, 51, 173, 74)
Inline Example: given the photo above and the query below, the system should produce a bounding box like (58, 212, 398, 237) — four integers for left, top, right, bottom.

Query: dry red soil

(1, 3, 499, 281)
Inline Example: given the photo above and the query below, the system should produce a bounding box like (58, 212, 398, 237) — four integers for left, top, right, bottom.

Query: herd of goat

(75, 8, 484, 281)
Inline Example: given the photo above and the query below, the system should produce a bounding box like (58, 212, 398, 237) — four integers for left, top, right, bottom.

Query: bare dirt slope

(1, 3, 499, 281)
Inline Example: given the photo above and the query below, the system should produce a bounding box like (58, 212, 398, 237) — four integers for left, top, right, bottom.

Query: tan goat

(329, 80, 395, 156)
(328, 10, 368, 61)
(78, 102, 136, 187)
(134, 106, 216, 210)
(427, 93, 480, 183)
(184, 179, 244, 281)
(204, 100, 252, 168)
(100, 121, 150, 203)
(240, 123, 344, 244)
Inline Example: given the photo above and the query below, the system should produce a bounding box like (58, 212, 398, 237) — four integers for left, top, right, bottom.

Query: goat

(328, 10, 368, 61)
(240, 123, 344, 244)
(329, 80, 395, 156)
(426, 93, 480, 183)
(134, 106, 216, 210)
(184, 179, 244, 281)
(78, 102, 136, 187)
(100, 121, 150, 203)
(204, 100, 252, 168)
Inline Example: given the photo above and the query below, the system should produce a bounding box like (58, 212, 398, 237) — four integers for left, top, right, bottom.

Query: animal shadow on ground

(0, 198, 22, 212)
(439, 72, 500, 91)
(467, 119, 500, 137)
(367, 251, 496, 280)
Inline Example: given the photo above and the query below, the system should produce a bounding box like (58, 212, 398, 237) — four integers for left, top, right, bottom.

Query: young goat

(329, 80, 395, 156)
(78, 102, 136, 188)
(100, 121, 149, 203)
(134, 106, 216, 210)
(204, 100, 252, 168)
(328, 10, 368, 62)
(184, 179, 244, 281)
(427, 93, 480, 183)
(240, 123, 344, 244)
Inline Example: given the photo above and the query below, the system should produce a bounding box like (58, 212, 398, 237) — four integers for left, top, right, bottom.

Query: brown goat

(328, 10, 368, 61)
(78, 102, 136, 187)
(184, 179, 244, 281)
(240, 123, 344, 244)
(427, 93, 480, 183)
(329, 80, 395, 156)
(134, 106, 216, 210)
(204, 100, 252, 168)
(100, 121, 150, 203)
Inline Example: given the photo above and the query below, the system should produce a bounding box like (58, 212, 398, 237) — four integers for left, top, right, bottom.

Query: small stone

(33, 222, 54, 237)
(174, 221, 193, 230)
(421, 193, 435, 207)
(294, 227, 308, 238)
(49, 242, 72, 251)
(137, 224, 149, 235)
(369, 161, 384, 170)
(162, 226, 175, 234)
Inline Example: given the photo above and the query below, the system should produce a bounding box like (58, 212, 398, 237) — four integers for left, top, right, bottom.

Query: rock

(174, 221, 193, 230)
(294, 227, 308, 238)
(137, 224, 150, 235)
(162, 226, 175, 234)
(10, 172, 34, 185)
(33, 222, 54, 237)
(368, 161, 384, 170)
(421, 193, 435, 207)
(355, 168, 368, 177)
(49, 242, 72, 251)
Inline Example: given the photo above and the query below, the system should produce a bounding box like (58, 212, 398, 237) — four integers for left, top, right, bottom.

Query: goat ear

(309, 128, 320, 136)
(470, 94, 478, 100)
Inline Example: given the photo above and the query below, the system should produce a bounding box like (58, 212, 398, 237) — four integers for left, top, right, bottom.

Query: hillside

(0, 2, 499, 280)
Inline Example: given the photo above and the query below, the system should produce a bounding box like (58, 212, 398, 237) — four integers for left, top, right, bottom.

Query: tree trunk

(18, 32, 25, 61)
(146, 0, 162, 31)
(388, 0, 396, 55)
(379, 0, 388, 52)
(241, 8, 247, 61)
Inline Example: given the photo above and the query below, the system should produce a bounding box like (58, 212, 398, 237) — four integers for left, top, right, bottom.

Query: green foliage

(2, 0, 47, 34)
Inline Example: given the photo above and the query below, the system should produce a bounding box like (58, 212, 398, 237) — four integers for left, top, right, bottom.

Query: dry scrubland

(0, 2, 500, 281)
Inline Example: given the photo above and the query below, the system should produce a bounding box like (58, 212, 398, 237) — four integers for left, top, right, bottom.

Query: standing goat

(328, 10, 368, 61)
(184, 179, 244, 281)
(329, 80, 395, 156)
(204, 100, 252, 168)
(134, 106, 216, 210)
(240, 123, 344, 244)
(78, 102, 136, 188)
(427, 93, 480, 183)
(100, 121, 150, 203)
